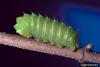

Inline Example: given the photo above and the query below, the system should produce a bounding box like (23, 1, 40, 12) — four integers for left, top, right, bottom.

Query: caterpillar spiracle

(14, 13, 79, 51)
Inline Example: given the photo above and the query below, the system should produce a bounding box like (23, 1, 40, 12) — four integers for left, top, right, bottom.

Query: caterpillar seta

(14, 12, 79, 51)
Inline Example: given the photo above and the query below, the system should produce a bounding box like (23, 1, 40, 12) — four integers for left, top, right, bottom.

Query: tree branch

(0, 32, 100, 63)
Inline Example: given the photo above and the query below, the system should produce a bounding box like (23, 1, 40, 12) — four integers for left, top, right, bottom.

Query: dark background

(0, 0, 99, 67)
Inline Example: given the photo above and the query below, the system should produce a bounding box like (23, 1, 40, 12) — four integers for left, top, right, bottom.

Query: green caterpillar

(14, 13, 79, 51)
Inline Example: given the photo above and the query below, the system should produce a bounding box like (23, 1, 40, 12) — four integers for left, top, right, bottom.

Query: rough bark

(0, 32, 100, 63)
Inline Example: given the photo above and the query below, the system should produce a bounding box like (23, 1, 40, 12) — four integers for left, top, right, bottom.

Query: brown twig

(0, 32, 100, 63)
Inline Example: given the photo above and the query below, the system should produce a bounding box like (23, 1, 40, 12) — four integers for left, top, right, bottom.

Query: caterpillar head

(14, 14, 32, 38)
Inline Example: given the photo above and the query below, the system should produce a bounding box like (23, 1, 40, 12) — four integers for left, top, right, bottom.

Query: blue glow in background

(60, 4, 100, 52)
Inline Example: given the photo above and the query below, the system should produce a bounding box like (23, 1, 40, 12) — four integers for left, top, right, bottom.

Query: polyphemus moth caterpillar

(14, 12, 79, 51)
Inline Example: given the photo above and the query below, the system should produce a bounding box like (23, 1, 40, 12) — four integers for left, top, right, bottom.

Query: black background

(0, 0, 99, 67)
